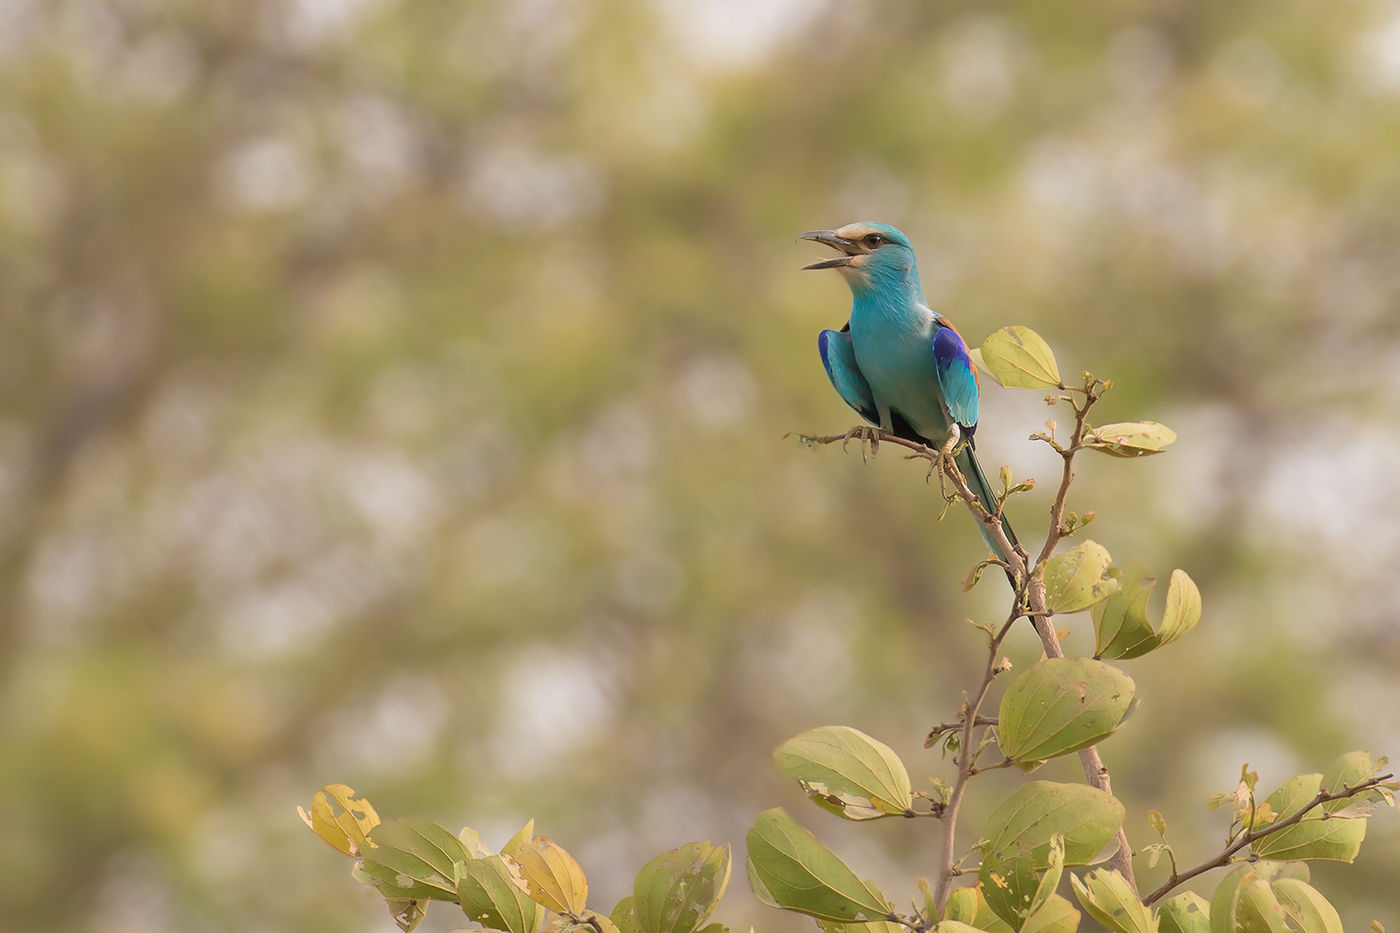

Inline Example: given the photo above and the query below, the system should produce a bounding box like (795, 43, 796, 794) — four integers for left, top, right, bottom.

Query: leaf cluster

(299, 785, 732, 933)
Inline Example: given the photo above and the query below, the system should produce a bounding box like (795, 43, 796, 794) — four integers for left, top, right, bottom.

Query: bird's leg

(840, 424, 882, 462)
(940, 423, 962, 463)
(924, 424, 963, 486)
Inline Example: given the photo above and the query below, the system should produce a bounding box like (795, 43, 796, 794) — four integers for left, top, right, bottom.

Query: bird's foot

(841, 424, 882, 462)
(923, 425, 963, 485)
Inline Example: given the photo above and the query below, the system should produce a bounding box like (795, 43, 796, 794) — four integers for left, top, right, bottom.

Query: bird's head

(800, 222, 919, 297)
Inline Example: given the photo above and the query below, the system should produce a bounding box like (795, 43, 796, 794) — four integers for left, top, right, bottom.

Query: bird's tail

(954, 444, 1019, 581)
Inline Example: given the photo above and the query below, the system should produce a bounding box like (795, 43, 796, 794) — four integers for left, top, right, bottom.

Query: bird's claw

(841, 425, 882, 462)
(924, 425, 963, 487)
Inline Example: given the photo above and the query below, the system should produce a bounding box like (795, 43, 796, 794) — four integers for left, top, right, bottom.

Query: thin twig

(932, 609, 1021, 911)
(1141, 774, 1395, 905)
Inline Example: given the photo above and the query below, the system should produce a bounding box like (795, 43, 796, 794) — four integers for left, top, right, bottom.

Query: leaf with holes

(458, 855, 544, 933)
(633, 842, 731, 933)
(299, 784, 381, 857)
(1070, 870, 1152, 933)
(361, 819, 469, 901)
(510, 835, 589, 914)
(1155, 891, 1210, 933)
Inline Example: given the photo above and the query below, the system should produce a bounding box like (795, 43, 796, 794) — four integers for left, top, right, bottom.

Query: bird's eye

(863, 233, 884, 248)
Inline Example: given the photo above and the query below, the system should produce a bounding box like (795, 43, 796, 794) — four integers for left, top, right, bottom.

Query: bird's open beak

(799, 230, 860, 269)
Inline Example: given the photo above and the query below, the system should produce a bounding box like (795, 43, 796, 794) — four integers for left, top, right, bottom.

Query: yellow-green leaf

(1082, 421, 1176, 458)
(978, 326, 1062, 389)
(1272, 879, 1342, 933)
(998, 658, 1135, 764)
(510, 835, 590, 914)
(459, 855, 544, 933)
(744, 808, 890, 922)
(298, 784, 381, 857)
(1068, 869, 1152, 933)
(361, 819, 469, 901)
(943, 886, 981, 925)
(1021, 894, 1081, 933)
(981, 782, 1124, 869)
(1250, 814, 1366, 862)
(1028, 836, 1066, 919)
(1045, 540, 1119, 614)
(1321, 750, 1389, 815)
(1156, 891, 1210, 933)
(384, 898, 428, 933)
(1235, 877, 1291, 933)
(774, 726, 914, 820)
(1093, 563, 1201, 660)
(633, 842, 731, 933)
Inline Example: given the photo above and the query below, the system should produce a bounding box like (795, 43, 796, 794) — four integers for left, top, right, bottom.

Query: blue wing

(819, 326, 879, 425)
(931, 322, 979, 432)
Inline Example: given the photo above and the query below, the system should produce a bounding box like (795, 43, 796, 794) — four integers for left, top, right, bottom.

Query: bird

(800, 221, 1019, 570)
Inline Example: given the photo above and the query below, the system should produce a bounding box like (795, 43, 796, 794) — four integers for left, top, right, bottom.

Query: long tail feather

(955, 445, 1019, 583)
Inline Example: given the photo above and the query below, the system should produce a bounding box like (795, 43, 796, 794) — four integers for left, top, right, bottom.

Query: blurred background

(3, 1, 1399, 930)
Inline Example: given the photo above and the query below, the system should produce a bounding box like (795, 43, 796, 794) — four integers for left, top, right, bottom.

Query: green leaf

(502, 819, 536, 857)
(1264, 774, 1322, 820)
(981, 781, 1125, 868)
(1082, 421, 1176, 457)
(633, 842, 731, 933)
(458, 826, 494, 858)
(934, 924, 986, 933)
(820, 921, 905, 933)
(774, 726, 914, 820)
(1028, 836, 1065, 919)
(612, 895, 639, 933)
(1069, 870, 1151, 933)
(1250, 813, 1366, 862)
(943, 886, 981, 924)
(361, 819, 469, 901)
(744, 808, 891, 922)
(998, 658, 1135, 764)
(1322, 750, 1387, 814)
(1251, 774, 1368, 860)
(1235, 877, 1291, 933)
(1045, 540, 1120, 614)
(384, 898, 428, 932)
(1020, 894, 1081, 933)
(1093, 563, 1201, 660)
(1209, 863, 1311, 933)
(978, 326, 1062, 389)
(1156, 891, 1210, 933)
(980, 844, 1040, 927)
(1272, 879, 1343, 933)
(298, 783, 381, 857)
(509, 835, 590, 914)
(458, 855, 544, 933)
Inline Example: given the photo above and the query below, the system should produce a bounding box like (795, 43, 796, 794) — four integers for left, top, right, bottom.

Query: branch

(1017, 377, 1140, 891)
(931, 609, 1020, 911)
(1141, 773, 1396, 905)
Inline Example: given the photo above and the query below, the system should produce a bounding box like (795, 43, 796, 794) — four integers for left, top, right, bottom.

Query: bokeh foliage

(3, 1, 1399, 931)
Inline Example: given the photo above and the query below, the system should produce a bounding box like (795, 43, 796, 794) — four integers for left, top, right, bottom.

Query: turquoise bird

(801, 221, 1019, 563)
